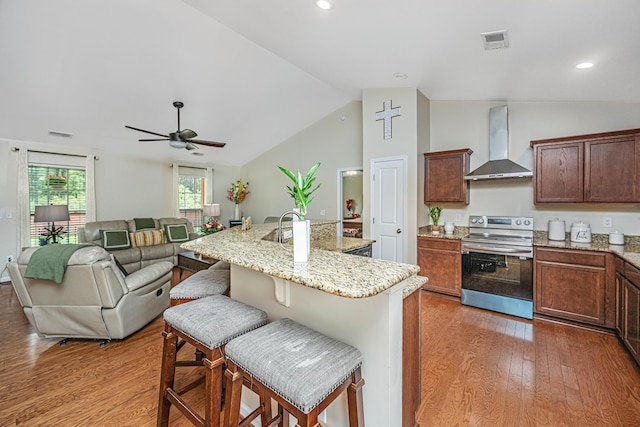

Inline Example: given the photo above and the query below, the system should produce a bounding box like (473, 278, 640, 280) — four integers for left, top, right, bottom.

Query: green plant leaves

(278, 162, 322, 220)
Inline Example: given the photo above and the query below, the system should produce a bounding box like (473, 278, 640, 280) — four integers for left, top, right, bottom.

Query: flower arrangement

(201, 220, 225, 236)
(345, 198, 360, 219)
(278, 162, 321, 220)
(227, 179, 250, 204)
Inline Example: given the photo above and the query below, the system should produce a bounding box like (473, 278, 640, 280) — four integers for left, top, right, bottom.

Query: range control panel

(468, 215, 533, 230)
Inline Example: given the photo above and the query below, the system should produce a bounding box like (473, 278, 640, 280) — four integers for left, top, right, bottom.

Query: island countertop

(181, 221, 422, 298)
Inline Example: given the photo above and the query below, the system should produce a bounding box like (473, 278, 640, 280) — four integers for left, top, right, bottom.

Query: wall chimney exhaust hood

(464, 105, 532, 181)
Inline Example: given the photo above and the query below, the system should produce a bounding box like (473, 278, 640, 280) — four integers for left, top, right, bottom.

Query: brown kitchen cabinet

(531, 128, 640, 204)
(534, 247, 615, 328)
(615, 260, 640, 365)
(418, 237, 461, 296)
(424, 149, 472, 204)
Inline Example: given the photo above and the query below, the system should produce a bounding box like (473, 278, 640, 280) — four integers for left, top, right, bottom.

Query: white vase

(234, 204, 241, 220)
(293, 220, 311, 263)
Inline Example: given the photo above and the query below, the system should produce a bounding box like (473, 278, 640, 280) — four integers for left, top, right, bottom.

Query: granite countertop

(417, 226, 640, 270)
(181, 221, 420, 299)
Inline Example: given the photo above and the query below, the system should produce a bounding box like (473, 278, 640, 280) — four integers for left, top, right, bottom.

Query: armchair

(8, 246, 171, 341)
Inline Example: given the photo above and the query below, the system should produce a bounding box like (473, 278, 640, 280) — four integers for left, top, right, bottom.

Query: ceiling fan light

(169, 139, 186, 149)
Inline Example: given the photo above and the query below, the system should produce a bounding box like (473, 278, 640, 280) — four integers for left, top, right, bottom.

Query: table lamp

(203, 204, 220, 222)
(34, 205, 70, 243)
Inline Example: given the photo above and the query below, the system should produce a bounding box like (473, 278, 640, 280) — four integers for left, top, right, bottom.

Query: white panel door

(371, 157, 405, 262)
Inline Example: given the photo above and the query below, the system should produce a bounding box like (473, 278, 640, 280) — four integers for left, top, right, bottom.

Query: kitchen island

(182, 221, 425, 426)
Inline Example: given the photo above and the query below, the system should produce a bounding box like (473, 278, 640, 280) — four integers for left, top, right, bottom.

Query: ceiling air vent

(481, 30, 509, 50)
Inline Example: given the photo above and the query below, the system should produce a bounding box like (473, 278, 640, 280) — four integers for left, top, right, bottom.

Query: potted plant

(278, 162, 321, 262)
(429, 206, 442, 235)
(277, 162, 321, 220)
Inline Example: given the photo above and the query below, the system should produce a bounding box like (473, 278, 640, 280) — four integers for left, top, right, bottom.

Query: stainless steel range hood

(465, 105, 532, 180)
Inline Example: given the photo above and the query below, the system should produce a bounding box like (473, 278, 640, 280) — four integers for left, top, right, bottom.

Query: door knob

(396, 228, 402, 234)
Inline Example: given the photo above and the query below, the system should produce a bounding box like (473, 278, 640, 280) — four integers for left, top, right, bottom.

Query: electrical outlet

(320, 209, 326, 216)
(602, 216, 613, 228)
(455, 214, 462, 221)
(5, 210, 11, 219)
(6, 255, 13, 263)
(283, 230, 293, 239)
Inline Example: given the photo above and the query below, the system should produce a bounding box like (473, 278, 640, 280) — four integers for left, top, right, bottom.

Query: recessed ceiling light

(576, 62, 594, 69)
(393, 73, 408, 79)
(316, 0, 334, 10)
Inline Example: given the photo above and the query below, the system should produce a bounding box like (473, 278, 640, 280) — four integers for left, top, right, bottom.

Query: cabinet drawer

(615, 256, 625, 273)
(535, 248, 605, 267)
(418, 237, 460, 252)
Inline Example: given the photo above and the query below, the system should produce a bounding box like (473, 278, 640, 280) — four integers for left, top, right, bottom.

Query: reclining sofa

(78, 217, 199, 273)
(8, 246, 172, 340)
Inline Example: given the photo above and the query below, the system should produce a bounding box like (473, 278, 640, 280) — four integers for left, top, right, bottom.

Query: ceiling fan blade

(187, 139, 226, 148)
(179, 129, 197, 139)
(125, 125, 169, 138)
(138, 138, 170, 142)
(185, 142, 199, 151)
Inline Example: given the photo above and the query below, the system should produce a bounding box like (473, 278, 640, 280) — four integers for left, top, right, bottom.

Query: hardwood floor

(417, 292, 640, 426)
(1, 283, 639, 426)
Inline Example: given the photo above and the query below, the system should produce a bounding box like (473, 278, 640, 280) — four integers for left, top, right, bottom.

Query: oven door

(461, 250, 533, 319)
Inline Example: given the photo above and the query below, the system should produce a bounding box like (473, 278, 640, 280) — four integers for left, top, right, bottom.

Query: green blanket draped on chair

(24, 244, 89, 284)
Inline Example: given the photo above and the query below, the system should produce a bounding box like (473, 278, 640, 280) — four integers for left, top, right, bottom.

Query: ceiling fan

(125, 101, 226, 150)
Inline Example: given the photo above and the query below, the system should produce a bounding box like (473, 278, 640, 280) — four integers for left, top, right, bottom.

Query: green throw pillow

(164, 224, 189, 242)
(100, 229, 132, 250)
(134, 217, 156, 230)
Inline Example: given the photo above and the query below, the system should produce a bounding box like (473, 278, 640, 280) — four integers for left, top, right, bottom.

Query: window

(28, 165, 86, 245)
(177, 166, 212, 231)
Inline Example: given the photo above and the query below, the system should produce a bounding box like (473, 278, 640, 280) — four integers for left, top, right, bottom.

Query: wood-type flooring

(1, 282, 639, 426)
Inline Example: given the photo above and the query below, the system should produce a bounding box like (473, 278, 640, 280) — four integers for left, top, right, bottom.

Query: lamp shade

(34, 205, 70, 222)
(203, 204, 220, 217)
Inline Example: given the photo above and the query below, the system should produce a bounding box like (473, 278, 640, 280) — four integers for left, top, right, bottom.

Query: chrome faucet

(277, 210, 301, 243)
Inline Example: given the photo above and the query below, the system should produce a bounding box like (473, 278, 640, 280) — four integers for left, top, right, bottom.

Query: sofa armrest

(124, 261, 173, 292)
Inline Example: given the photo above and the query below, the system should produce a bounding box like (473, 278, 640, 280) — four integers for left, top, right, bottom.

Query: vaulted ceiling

(1, 0, 638, 166)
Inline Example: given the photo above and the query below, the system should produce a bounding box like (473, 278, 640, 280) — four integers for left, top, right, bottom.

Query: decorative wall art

(375, 100, 401, 140)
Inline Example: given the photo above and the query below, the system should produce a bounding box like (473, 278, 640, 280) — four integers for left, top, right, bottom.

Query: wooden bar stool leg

(223, 363, 244, 427)
(204, 355, 225, 427)
(157, 330, 178, 427)
(347, 367, 365, 427)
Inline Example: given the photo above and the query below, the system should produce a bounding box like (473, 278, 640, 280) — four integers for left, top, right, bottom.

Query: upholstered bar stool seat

(157, 295, 268, 427)
(170, 268, 230, 306)
(224, 318, 365, 427)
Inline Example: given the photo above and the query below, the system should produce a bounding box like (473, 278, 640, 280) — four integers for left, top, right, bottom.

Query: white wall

(363, 88, 428, 264)
(429, 101, 640, 234)
(241, 101, 363, 224)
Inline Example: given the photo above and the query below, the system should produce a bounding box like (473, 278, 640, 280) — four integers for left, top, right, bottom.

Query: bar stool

(223, 318, 365, 427)
(157, 295, 268, 427)
(170, 267, 230, 306)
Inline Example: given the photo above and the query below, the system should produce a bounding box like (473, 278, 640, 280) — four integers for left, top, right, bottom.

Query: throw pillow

(164, 224, 189, 242)
(130, 230, 164, 247)
(134, 217, 156, 230)
(100, 229, 132, 250)
(112, 255, 130, 277)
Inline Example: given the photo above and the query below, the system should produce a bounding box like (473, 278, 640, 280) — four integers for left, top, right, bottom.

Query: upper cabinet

(531, 129, 640, 204)
(424, 149, 473, 204)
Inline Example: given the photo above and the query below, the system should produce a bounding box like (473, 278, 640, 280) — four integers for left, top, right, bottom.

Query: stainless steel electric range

(461, 215, 534, 319)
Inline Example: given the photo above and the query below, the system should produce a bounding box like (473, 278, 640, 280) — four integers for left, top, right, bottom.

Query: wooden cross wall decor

(375, 100, 401, 140)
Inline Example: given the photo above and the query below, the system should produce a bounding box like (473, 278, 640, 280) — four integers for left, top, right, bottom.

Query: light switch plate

(5, 210, 11, 219)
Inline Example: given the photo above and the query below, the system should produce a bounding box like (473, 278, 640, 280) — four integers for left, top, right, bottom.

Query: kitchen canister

(570, 221, 592, 243)
(548, 218, 566, 241)
(444, 221, 455, 235)
(609, 230, 625, 245)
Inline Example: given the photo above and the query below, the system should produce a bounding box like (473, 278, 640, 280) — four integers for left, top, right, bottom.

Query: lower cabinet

(417, 237, 461, 297)
(534, 247, 614, 328)
(616, 260, 640, 365)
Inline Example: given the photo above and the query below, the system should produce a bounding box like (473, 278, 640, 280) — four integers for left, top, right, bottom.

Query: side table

(177, 251, 218, 280)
